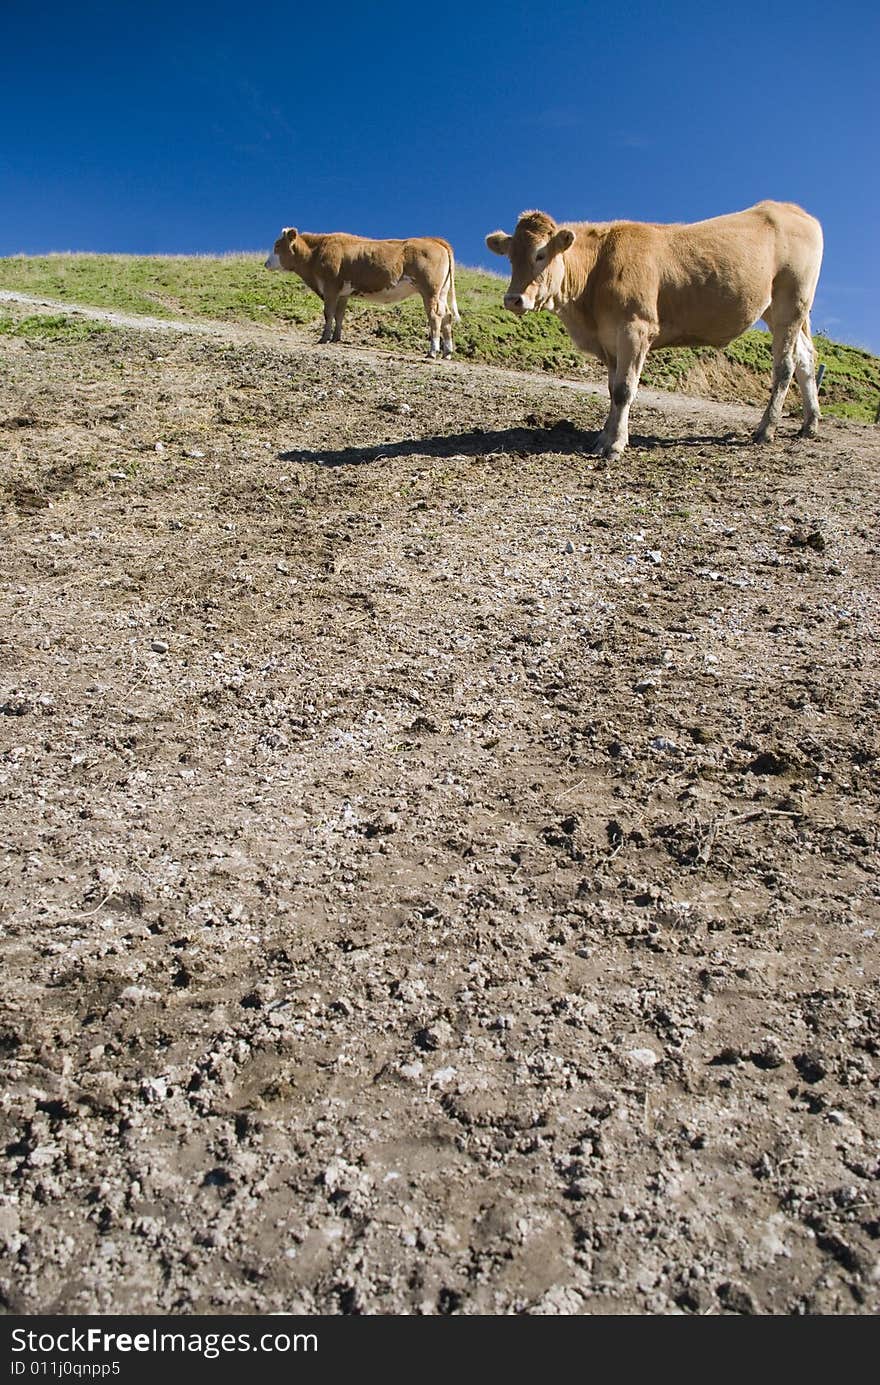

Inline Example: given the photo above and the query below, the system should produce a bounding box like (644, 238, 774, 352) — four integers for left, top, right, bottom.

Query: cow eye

(534, 249, 547, 266)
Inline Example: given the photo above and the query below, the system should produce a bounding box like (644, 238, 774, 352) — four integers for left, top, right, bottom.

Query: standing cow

(266, 228, 460, 359)
(486, 201, 824, 458)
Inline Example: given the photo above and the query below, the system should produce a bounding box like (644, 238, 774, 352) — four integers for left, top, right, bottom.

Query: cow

(265, 228, 460, 358)
(486, 201, 824, 458)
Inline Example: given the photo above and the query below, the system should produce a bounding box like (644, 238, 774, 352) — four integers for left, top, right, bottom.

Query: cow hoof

(799, 421, 819, 439)
(753, 429, 775, 444)
(590, 435, 625, 460)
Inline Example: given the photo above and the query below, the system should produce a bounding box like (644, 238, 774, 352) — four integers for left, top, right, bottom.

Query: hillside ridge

(2, 252, 879, 422)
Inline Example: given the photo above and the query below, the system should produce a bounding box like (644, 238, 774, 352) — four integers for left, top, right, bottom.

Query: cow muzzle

(503, 293, 529, 315)
(265, 252, 282, 270)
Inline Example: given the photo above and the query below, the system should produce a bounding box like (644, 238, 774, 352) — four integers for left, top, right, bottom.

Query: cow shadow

(279, 422, 748, 469)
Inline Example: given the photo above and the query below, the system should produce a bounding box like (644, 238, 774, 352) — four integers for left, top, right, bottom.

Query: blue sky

(2, 0, 878, 350)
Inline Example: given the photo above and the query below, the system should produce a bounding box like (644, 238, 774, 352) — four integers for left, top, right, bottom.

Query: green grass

(0, 253, 317, 326)
(0, 310, 111, 342)
(2, 252, 878, 420)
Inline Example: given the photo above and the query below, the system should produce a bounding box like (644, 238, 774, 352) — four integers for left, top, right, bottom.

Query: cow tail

(447, 244, 460, 321)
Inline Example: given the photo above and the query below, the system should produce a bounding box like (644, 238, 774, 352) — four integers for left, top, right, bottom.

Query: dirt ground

(1, 300, 879, 1316)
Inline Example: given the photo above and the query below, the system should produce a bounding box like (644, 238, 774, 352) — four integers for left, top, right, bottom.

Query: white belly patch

(359, 277, 416, 305)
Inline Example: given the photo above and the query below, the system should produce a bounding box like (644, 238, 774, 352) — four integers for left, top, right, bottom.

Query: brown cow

(486, 201, 824, 457)
(265, 228, 459, 358)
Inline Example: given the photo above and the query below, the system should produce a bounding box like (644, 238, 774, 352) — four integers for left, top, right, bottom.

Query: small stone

(108, 471, 127, 481)
(717, 1280, 756, 1314)
(154, 442, 166, 453)
(634, 679, 657, 694)
(186, 449, 206, 459)
(140, 1076, 168, 1103)
(118, 985, 161, 1005)
(607, 740, 631, 759)
(429, 1066, 457, 1087)
(414, 1021, 453, 1051)
(627, 1047, 659, 1068)
(789, 529, 825, 552)
(752, 1152, 773, 1180)
(528, 1285, 586, 1314)
(832, 1186, 860, 1208)
(0, 1206, 21, 1245)
(751, 1037, 785, 1070)
(793, 1050, 827, 1084)
(646, 549, 662, 564)
(675, 1285, 706, 1313)
(564, 540, 575, 554)
(27, 1145, 61, 1169)
(391, 978, 427, 1003)
(241, 981, 276, 1010)
(364, 812, 400, 838)
(322, 1157, 360, 1195)
(710, 1046, 742, 1066)
(747, 750, 791, 776)
(150, 640, 169, 654)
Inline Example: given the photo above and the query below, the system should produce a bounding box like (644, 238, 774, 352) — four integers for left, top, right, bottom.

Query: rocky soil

(1, 302, 879, 1315)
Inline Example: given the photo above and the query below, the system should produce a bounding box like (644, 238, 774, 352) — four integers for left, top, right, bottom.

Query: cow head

(486, 211, 574, 313)
(264, 228, 304, 272)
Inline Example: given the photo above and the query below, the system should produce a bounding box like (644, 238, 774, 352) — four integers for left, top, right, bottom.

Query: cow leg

(441, 311, 455, 358)
(754, 304, 803, 443)
(793, 317, 821, 438)
(593, 324, 652, 459)
(319, 294, 338, 344)
(435, 283, 455, 358)
(332, 295, 350, 344)
(590, 355, 617, 454)
(422, 294, 444, 359)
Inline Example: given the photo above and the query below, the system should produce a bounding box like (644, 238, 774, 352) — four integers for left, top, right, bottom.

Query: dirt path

(0, 287, 758, 427)
(1, 298, 878, 1315)
(0, 288, 234, 339)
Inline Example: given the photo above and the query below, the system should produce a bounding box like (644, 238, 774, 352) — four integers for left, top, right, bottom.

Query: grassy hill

(1, 252, 878, 421)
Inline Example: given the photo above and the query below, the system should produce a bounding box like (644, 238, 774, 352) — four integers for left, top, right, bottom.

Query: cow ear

(550, 227, 575, 256)
(486, 231, 512, 257)
(284, 227, 298, 243)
